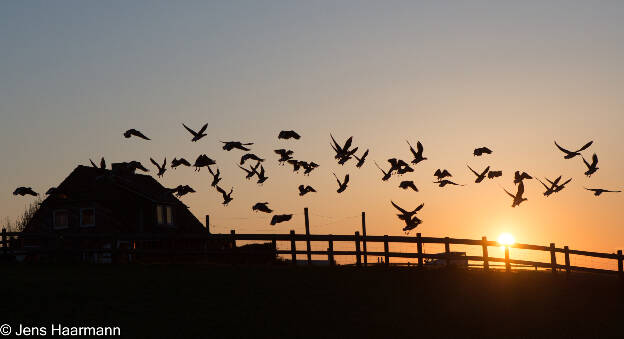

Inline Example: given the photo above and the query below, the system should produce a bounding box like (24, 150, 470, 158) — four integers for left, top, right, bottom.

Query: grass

(1, 264, 623, 338)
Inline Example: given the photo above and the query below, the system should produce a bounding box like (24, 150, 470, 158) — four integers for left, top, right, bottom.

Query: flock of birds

(11, 123, 623, 233)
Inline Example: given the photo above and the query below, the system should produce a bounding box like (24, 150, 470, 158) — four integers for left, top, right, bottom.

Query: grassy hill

(1, 264, 622, 338)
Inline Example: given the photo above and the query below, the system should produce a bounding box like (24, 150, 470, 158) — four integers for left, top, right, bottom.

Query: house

(21, 164, 222, 263)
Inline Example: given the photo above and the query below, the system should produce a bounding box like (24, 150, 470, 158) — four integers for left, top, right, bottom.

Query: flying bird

(216, 186, 234, 205)
(13, 187, 38, 196)
(207, 166, 222, 187)
(536, 178, 557, 197)
(467, 165, 490, 183)
(123, 129, 150, 140)
(473, 147, 492, 156)
(399, 181, 418, 192)
(298, 185, 317, 196)
(390, 201, 424, 221)
(434, 169, 452, 180)
(252, 202, 273, 213)
(354, 149, 369, 168)
(171, 157, 191, 169)
(487, 170, 502, 179)
(274, 149, 294, 164)
(240, 153, 265, 165)
(434, 180, 464, 187)
(584, 188, 621, 196)
(582, 153, 599, 177)
(127, 161, 149, 173)
(552, 178, 572, 193)
(402, 215, 423, 233)
(221, 141, 253, 151)
(182, 123, 208, 142)
(90, 157, 106, 169)
(375, 161, 393, 181)
(150, 157, 167, 178)
(331, 134, 358, 165)
(193, 154, 216, 171)
(256, 165, 269, 184)
(301, 162, 319, 175)
(270, 214, 293, 225)
(554, 140, 593, 159)
(407, 140, 427, 165)
(514, 171, 533, 184)
(239, 162, 261, 180)
(278, 130, 301, 140)
(503, 181, 527, 207)
(169, 185, 195, 197)
(333, 173, 350, 193)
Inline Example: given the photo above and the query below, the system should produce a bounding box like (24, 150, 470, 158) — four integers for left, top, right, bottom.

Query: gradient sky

(2, 1, 624, 263)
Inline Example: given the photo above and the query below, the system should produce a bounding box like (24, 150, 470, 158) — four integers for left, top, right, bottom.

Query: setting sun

(498, 233, 515, 246)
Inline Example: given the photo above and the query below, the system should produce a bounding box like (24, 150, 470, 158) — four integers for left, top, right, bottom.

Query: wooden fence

(2, 226, 623, 278)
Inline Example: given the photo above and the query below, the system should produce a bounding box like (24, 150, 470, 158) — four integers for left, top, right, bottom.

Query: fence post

(205, 215, 210, 234)
(550, 243, 557, 274)
(355, 231, 362, 267)
(230, 230, 236, 249)
(361, 212, 367, 267)
(304, 207, 311, 265)
(482, 236, 489, 271)
(444, 237, 451, 267)
(271, 237, 277, 261)
(505, 246, 511, 272)
(328, 235, 334, 266)
(383, 235, 390, 266)
(417, 233, 423, 268)
(290, 230, 296, 265)
(564, 246, 571, 276)
(1, 228, 6, 256)
(617, 250, 622, 280)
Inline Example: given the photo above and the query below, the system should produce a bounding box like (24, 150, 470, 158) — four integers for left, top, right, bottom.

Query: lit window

(53, 210, 69, 229)
(80, 208, 95, 227)
(156, 205, 174, 226)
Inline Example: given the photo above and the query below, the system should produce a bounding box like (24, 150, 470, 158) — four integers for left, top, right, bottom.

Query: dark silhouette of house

(21, 165, 221, 263)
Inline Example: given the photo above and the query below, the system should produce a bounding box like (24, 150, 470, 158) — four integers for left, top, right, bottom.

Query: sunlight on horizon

(498, 233, 516, 246)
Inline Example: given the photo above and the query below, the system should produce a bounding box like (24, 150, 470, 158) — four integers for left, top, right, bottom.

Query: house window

(53, 210, 69, 229)
(156, 205, 173, 226)
(80, 208, 95, 227)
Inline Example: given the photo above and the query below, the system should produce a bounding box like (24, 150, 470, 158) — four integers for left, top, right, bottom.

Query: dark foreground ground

(1, 264, 623, 338)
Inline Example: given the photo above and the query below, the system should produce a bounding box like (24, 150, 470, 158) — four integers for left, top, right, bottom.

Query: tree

(2, 197, 42, 233)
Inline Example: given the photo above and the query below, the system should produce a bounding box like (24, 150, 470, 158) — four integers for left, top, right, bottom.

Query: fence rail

(1, 227, 623, 278)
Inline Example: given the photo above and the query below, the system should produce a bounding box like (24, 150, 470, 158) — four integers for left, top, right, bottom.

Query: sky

(1, 1, 624, 264)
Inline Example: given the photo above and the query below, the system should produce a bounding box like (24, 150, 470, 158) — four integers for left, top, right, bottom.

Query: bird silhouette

(391, 201, 424, 221)
(238, 162, 261, 180)
(487, 170, 502, 179)
(240, 153, 265, 165)
(395, 160, 414, 175)
(193, 154, 216, 171)
(582, 153, 599, 177)
(434, 169, 452, 180)
(207, 166, 222, 187)
(270, 214, 293, 225)
(467, 165, 490, 183)
(287, 160, 304, 173)
(503, 181, 527, 207)
(256, 164, 269, 185)
(552, 178, 572, 193)
(554, 140, 593, 159)
(123, 129, 150, 140)
(274, 149, 294, 164)
(399, 181, 418, 191)
(221, 141, 253, 151)
(278, 130, 301, 140)
(374, 161, 393, 181)
(150, 157, 167, 178)
(514, 171, 533, 184)
(331, 134, 358, 164)
(536, 178, 557, 197)
(545, 175, 562, 188)
(301, 161, 319, 175)
(298, 185, 317, 196)
(402, 215, 423, 233)
(182, 123, 208, 142)
(407, 140, 427, 165)
(13, 187, 38, 196)
(434, 179, 464, 187)
(473, 147, 492, 156)
(169, 185, 195, 197)
(584, 187, 621, 196)
(216, 186, 234, 205)
(171, 157, 191, 169)
(252, 202, 273, 213)
(333, 173, 350, 193)
(354, 149, 369, 168)
(128, 161, 149, 173)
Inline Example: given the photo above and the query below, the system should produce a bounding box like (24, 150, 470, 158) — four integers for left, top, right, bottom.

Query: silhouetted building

(21, 165, 219, 263)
